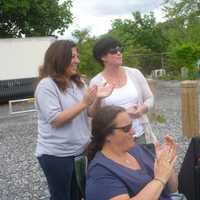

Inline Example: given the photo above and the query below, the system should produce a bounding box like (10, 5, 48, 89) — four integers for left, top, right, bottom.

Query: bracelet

(154, 177, 166, 187)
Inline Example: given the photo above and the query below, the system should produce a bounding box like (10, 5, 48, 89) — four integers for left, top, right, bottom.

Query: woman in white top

(89, 36, 156, 144)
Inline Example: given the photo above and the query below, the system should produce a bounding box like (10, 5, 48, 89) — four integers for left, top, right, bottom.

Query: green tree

(72, 29, 101, 78)
(167, 43, 200, 78)
(108, 11, 168, 74)
(72, 28, 91, 45)
(164, 0, 200, 19)
(110, 11, 168, 53)
(162, 0, 200, 78)
(157, 17, 187, 48)
(163, 0, 200, 45)
(0, 0, 73, 38)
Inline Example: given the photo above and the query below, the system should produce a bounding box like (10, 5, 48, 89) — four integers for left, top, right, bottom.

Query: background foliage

(1, 0, 200, 79)
(72, 0, 200, 79)
(0, 0, 73, 37)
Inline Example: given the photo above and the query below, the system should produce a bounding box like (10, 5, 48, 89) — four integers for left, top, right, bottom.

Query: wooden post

(181, 80, 199, 138)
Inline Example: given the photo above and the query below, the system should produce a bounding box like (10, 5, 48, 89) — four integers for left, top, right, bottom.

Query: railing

(9, 98, 36, 115)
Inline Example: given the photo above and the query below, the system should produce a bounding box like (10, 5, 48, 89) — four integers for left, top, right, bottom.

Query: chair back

(75, 155, 88, 198)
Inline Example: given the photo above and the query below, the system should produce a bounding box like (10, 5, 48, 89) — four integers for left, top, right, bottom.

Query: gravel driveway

(0, 80, 199, 200)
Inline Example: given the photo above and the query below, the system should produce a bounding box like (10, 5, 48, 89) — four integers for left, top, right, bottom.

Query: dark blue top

(86, 145, 171, 200)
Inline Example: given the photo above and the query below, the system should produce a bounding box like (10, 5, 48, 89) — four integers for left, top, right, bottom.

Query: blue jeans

(38, 155, 80, 200)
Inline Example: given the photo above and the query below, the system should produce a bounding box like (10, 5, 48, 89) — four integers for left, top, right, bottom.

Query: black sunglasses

(107, 46, 124, 54)
(113, 123, 132, 133)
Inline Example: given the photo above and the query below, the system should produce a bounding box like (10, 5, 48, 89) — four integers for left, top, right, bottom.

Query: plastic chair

(74, 155, 88, 199)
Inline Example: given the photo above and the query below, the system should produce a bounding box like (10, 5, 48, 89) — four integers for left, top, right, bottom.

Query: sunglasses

(113, 123, 132, 133)
(107, 46, 124, 54)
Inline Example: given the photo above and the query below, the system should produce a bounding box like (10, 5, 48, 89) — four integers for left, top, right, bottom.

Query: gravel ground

(0, 80, 199, 200)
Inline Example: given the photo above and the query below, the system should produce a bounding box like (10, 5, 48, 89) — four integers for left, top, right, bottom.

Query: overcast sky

(60, 0, 166, 38)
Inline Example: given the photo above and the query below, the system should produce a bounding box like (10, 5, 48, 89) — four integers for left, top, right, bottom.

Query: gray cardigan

(35, 77, 91, 157)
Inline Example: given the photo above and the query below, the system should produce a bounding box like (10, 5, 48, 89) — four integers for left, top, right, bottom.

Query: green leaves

(72, 29, 101, 78)
(70, 3, 200, 80)
(108, 11, 169, 74)
(0, 0, 73, 37)
(164, 0, 200, 19)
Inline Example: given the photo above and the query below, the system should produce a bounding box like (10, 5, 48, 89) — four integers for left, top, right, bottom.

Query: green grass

(149, 113, 166, 123)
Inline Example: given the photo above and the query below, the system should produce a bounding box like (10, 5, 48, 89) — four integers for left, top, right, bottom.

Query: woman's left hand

(163, 135, 177, 163)
(155, 135, 177, 165)
(127, 105, 146, 119)
(154, 135, 177, 185)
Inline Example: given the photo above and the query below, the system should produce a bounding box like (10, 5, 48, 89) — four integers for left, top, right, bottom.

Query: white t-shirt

(101, 74, 144, 137)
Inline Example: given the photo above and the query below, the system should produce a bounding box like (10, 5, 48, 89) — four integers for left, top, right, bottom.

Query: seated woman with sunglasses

(86, 105, 178, 200)
(89, 36, 156, 144)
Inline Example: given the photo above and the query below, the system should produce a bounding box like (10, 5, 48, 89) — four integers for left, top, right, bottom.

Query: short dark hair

(93, 36, 122, 66)
(86, 105, 125, 161)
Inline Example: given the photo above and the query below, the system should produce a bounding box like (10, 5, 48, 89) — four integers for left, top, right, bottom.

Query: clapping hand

(97, 82, 114, 99)
(83, 85, 97, 106)
(154, 135, 177, 185)
(155, 135, 177, 163)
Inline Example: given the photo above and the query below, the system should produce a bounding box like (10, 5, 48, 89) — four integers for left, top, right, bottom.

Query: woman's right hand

(154, 136, 177, 184)
(97, 82, 114, 99)
(83, 85, 97, 106)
